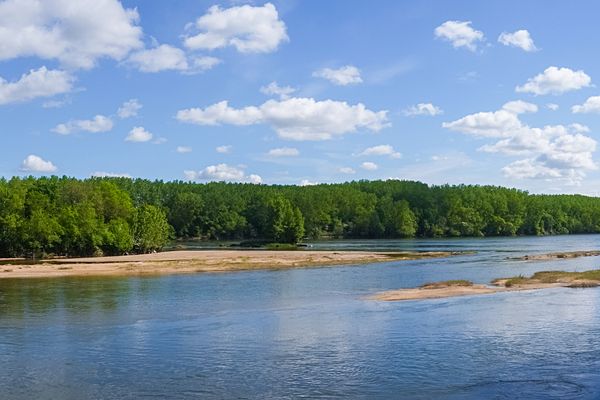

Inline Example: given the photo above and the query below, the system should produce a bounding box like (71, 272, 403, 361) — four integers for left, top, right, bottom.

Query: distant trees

(3, 176, 600, 258)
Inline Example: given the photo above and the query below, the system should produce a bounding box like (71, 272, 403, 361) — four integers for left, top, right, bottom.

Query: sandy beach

(514, 250, 600, 261)
(370, 271, 600, 301)
(0, 250, 458, 279)
(370, 282, 569, 301)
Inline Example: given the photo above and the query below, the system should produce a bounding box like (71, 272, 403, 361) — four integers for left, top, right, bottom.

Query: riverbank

(514, 250, 600, 261)
(0, 250, 459, 279)
(371, 270, 600, 301)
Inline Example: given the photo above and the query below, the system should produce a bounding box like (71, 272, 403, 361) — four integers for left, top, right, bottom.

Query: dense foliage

(2, 176, 600, 258)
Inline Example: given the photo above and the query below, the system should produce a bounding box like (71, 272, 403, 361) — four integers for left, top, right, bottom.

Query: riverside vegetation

(4, 177, 600, 258)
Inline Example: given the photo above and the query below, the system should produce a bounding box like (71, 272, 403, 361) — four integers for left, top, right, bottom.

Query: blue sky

(2, 0, 600, 194)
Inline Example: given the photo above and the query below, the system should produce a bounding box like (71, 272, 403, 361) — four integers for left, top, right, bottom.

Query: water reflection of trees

(0, 277, 157, 319)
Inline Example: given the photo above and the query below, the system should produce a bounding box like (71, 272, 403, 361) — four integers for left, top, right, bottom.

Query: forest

(2, 176, 600, 258)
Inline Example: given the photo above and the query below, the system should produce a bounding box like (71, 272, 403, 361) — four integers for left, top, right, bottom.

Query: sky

(2, 0, 600, 194)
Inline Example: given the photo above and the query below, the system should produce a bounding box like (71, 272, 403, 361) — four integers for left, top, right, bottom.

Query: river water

(2, 235, 600, 399)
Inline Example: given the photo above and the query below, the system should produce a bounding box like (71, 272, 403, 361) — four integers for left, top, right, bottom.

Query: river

(2, 235, 600, 399)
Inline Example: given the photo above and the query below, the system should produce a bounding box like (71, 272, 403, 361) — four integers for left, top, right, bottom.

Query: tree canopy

(2, 176, 600, 258)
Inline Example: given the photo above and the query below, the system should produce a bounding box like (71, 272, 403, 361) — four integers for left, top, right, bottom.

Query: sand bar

(0, 250, 459, 279)
(370, 271, 600, 301)
(514, 250, 600, 261)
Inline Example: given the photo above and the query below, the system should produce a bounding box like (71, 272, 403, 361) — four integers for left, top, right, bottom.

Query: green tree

(132, 205, 172, 253)
(266, 196, 305, 243)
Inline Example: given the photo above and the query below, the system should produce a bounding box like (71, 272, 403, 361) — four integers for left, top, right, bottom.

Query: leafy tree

(132, 205, 172, 253)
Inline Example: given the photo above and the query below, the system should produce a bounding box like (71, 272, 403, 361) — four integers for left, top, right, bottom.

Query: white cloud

(53, 115, 113, 135)
(125, 126, 153, 142)
(20, 154, 57, 173)
(268, 147, 299, 157)
(359, 145, 401, 159)
(0, 67, 73, 105)
(313, 65, 362, 86)
(176, 97, 389, 141)
(152, 137, 167, 145)
(260, 81, 295, 99)
(501, 100, 538, 114)
(127, 44, 220, 73)
(434, 20, 484, 51)
(184, 3, 288, 53)
(572, 96, 600, 114)
(361, 161, 378, 171)
(516, 66, 591, 95)
(547, 103, 559, 111)
(339, 167, 356, 174)
(176, 146, 192, 153)
(442, 100, 538, 138)
(444, 102, 597, 184)
(117, 99, 142, 119)
(0, 0, 142, 69)
(216, 145, 232, 154)
(91, 171, 131, 178)
(299, 179, 317, 186)
(403, 102, 443, 116)
(498, 30, 537, 52)
(184, 163, 262, 184)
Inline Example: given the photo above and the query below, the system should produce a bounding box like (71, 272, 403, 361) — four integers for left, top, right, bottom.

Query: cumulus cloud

(176, 146, 192, 153)
(216, 145, 232, 154)
(313, 65, 362, 86)
(547, 103, 559, 111)
(361, 161, 378, 171)
(299, 179, 317, 186)
(516, 66, 591, 95)
(0, 0, 142, 69)
(434, 20, 484, 51)
(184, 3, 288, 53)
(359, 145, 401, 159)
(442, 100, 537, 138)
(339, 167, 356, 174)
(125, 126, 153, 142)
(498, 30, 537, 52)
(20, 154, 57, 173)
(176, 97, 389, 141)
(117, 99, 142, 119)
(91, 171, 131, 178)
(127, 44, 220, 73)
(0, 67, 73, 105)
(260, 81, 295, 99)
(53, 115, 113, 135)
(267, 147, 299, 157)
(184, 163, 262, 184)
(501, 100, 538, 114)
(443, 101, 597, 184)
(572, 96, 600, 114)
(403, 103, 443, 116)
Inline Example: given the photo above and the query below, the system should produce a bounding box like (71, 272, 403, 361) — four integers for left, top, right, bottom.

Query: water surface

(2, 235, 600, 399)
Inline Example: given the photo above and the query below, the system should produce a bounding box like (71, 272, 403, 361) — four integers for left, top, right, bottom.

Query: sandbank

(0, 250, 458, 279)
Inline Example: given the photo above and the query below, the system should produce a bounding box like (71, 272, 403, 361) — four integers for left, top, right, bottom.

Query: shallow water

(2, 235, 600, 399)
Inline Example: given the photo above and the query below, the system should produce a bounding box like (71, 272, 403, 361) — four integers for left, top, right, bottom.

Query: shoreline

(370, 271, 600, 302)
(0, 250, 459, 279)
(370, 282, 568, 302)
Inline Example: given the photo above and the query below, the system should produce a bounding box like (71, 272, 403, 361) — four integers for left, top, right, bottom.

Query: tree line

(2, 176, 600, 258)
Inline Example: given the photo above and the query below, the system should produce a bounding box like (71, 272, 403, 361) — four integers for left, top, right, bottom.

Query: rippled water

(2, 235, 600, 399)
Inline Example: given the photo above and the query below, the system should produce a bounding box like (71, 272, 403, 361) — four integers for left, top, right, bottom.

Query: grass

(264, 243, 299, 250)
(420, 279, 473, 289)
(497, 269, 600, 287)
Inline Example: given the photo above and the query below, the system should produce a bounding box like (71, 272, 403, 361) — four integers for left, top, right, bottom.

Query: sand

(370, 273, 600, 301)
(515, 250, 600, 261)
(0, 250, 457, 279)
(369, 282, 571, 301)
